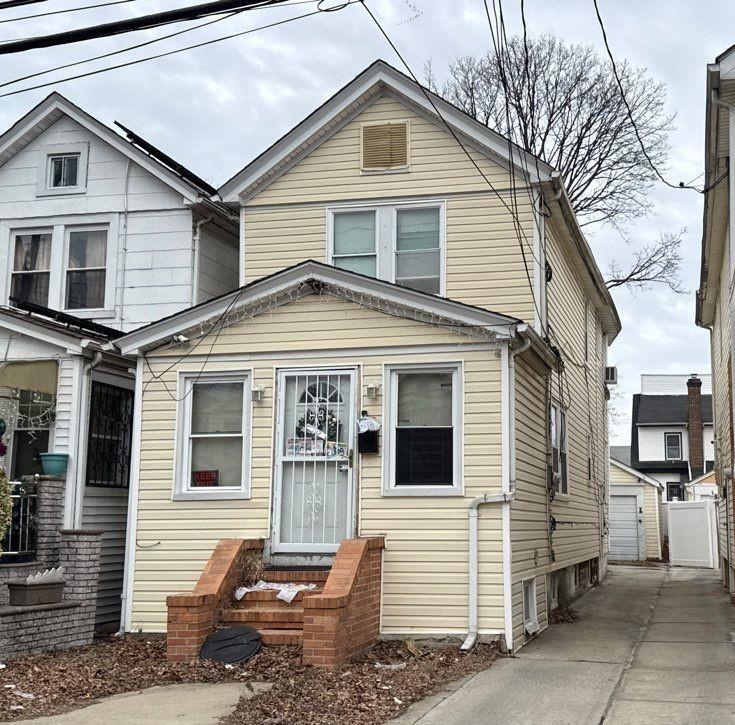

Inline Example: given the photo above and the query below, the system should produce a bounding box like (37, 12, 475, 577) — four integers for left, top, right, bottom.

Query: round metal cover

(199, 626, 262, 664)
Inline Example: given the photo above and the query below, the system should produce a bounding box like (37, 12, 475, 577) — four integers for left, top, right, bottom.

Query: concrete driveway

(393, 565, 735, 725)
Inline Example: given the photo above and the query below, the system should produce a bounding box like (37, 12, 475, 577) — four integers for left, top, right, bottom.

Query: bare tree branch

(433, 36, 674, 229)
(605, 230, 685, 294)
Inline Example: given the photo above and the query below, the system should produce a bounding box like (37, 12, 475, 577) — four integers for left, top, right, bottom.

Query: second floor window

(66, 229, 107, 310)
(48, 153, 79, 189)
(11, 232, 51, 306)
(550, 403, 568, 495)
(664, 432, 682, 461)
(329, 202, 444, 295)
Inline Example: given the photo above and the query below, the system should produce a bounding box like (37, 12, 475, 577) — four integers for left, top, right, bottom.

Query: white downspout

(70, 348, 103, 528)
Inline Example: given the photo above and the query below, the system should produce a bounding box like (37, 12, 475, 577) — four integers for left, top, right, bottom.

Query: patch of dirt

(0, 636, 498, 724)
(549, 606, 578, 624)
(608, 559, 662, 568)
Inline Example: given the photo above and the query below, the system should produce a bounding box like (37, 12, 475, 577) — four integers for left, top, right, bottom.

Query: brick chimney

(687, 374, 704, 478)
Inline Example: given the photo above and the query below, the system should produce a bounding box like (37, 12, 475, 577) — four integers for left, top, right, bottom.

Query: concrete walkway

(392, 565, 735, 725)
(19, 681, 271, 724)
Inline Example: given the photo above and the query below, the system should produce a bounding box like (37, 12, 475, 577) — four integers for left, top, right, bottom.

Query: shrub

(0, 469, 11, 553)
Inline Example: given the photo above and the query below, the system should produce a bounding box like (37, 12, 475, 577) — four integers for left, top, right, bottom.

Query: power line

(0, 6, 335, 98)
(0, 0, 288, 54)
(592, 0, 726, 196)
(0, 0, 45, 10)
(0, 0, 136, 26)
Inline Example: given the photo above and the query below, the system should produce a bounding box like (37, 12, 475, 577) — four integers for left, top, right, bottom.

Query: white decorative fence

(667, 500, 718, 569)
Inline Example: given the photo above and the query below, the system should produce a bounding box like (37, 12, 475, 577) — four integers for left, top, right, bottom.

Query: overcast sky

(1, 0, 731, 442)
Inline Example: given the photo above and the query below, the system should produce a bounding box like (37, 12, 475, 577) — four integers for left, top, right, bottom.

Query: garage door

(610, 494, 641, 560)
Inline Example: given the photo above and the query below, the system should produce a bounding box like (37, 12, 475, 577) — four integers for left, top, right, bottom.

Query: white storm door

(273, 369, 356, 553)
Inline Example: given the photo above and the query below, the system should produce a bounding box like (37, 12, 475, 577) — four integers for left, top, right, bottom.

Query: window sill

(172, 490, 251, 502)
(552, 491, 570, 501)
(360, 167, 410, 176)
(36, 187, 87, 197)
(382, 486, 464, 497)
(62, 308, 115, 320)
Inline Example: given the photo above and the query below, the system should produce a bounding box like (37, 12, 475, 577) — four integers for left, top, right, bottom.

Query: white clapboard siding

(196, 223, 239, 302)
(81, 486, 129, 629)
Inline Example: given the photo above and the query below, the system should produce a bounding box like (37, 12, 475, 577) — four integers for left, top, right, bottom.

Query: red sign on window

(192, 470, 219, 487)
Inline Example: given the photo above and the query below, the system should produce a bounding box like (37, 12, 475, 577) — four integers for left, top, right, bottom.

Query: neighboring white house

(609, 452, 663, 561)
(631, 374, 714, 502)
(0, 93, 239, 628)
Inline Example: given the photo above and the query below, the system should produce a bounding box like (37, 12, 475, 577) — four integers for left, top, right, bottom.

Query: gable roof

(115, 259, 559, 362)
(217, 59, 554, 203)
(635, 394, 713, 425)
(610, 445, 631, 466)
(609, 457, 662, 488)
(0, 92, 213, 202)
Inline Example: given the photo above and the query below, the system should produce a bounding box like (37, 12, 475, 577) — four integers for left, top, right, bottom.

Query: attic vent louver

(361, 122, 408, 170)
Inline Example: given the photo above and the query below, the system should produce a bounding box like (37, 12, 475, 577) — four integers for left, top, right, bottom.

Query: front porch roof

(116, 260, 552, 361)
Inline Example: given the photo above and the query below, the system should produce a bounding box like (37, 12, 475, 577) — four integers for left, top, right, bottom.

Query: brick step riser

(222, 608, 304, 625)
(260, 570, 330, 584)
(221, 618, 303, 631)
(233, 589, 322, 605)
(260, 629, 303, 645)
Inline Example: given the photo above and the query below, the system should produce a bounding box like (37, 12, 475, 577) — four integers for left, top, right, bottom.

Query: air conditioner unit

(604, 366, 618, 386)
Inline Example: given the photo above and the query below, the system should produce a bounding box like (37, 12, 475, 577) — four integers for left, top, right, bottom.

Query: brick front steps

(166, 538, 385, 668)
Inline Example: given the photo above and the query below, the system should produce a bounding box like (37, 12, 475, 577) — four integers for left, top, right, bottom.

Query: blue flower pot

(39, 453, 69, 477)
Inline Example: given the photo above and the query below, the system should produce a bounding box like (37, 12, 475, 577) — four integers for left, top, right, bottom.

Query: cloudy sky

(0, 0, 731, 442)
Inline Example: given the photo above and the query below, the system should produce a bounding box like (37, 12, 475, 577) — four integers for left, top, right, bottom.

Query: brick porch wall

(166, 538, 264, 662)
(302, 537, 385, 668)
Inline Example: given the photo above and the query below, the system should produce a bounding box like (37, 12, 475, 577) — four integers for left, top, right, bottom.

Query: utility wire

(0, 6, 335, 98)
(592, 0, 725, 195)
(0, 0, 45, 10)
(0, 0, 136, 25)
(0, 0, 288, 54)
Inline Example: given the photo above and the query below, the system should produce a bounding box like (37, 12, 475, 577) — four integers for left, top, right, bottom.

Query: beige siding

(242, 94, 536, 323)
(609, 464, 662, 559)
(130, 293, 505, 634)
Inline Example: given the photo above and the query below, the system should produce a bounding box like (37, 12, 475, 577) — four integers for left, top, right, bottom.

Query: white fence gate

(667, 500, 718, 568)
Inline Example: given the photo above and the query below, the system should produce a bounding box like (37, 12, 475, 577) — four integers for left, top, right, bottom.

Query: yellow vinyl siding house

(117, 60, 620, 651)
(697, 45, 735, 595)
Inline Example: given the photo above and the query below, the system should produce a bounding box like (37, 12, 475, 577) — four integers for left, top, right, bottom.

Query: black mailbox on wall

(357, 411, 380, 454)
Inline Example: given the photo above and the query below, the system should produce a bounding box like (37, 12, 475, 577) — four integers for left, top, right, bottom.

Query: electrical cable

(0, 0, 45, 10)
(0, 0, 288, 54)
(0, 5, 337, 98)
(0, 0, 136, 25)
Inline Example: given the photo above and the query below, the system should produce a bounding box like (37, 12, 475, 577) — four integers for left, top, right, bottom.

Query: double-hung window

(550, 403, 568, 495)
(10, 231, 52, 307)
(175, 372, 251, 500)
(66, 228, 107, 310)
(384, 364, 461, 495)
(331, 210, 377, 277)
(48, 154, 79, 189)
(664, 432, 682, 461)
(329, 202, 444, 295)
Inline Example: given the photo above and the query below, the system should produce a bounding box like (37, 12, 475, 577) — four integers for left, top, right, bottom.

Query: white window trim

(326, 199, 446, 296)
(62, 224, 114, 314)
(551, 402, 569, 497)
(522, 577, 539, 634)
(359, 119, 411, 174)
(173, 370, 252, 501)
(36, 143, 89, 197)
(0, 214, 118, 318)
(382, 361, 463, 497)
(664, 431, 683, 461)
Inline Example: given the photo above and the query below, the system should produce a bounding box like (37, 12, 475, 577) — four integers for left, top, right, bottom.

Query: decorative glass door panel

(274, 370, 356, 552)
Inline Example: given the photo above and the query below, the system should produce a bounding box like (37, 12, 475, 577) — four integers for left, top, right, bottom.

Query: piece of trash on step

(234, 580, 316, 604)
(374, 662, 407, 670)
(14, 691, 35, 700)
(4, 684, 16, 689)
(394, 697, 403, 705)
(9, 705, 24, 712)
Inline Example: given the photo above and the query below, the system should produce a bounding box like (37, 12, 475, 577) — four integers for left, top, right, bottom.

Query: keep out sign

(192, 470, 219, 487)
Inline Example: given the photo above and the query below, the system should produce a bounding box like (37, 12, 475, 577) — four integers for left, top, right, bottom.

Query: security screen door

(272, 369, 356, 553)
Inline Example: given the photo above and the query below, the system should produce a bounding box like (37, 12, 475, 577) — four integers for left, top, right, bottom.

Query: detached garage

(609, 456, 663, 560)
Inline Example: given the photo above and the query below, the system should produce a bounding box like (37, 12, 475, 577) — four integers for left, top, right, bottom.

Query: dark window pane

(10, 429, 50, 479)
(62, 155, 78, 186)
(66, 269, 105, 309)
(11, 272, 50, 306)
(395, 427, 453, 485)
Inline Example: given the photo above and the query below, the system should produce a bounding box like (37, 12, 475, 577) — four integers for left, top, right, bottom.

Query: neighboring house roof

(688, 469, 717, 487)
(216, 59, 620, 340)
(609, 457, 662, 488)
(0, 303, 120, 354)
(635, 394, 713, 425)
(0, 91, 215, 202)
(610, 445, 631, 466)
(116, 259, 556, 367)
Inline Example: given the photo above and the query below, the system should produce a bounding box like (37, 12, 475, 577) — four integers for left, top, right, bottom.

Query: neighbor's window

(664, 432, 682, 461)
(395, 207, 441, 294)
(10, 231, 52, 307)
(666, 482, 684, 502)
(385, 365, 461, 494)
(329, 203, 444, 295)
(331, 210, 377, 277)
(65, 229, 107, 309)
(550, 403, 568, 495)
(9, 390, 55, 480)
(48, 153, 79, 189)
(176, 372, 251, 499)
